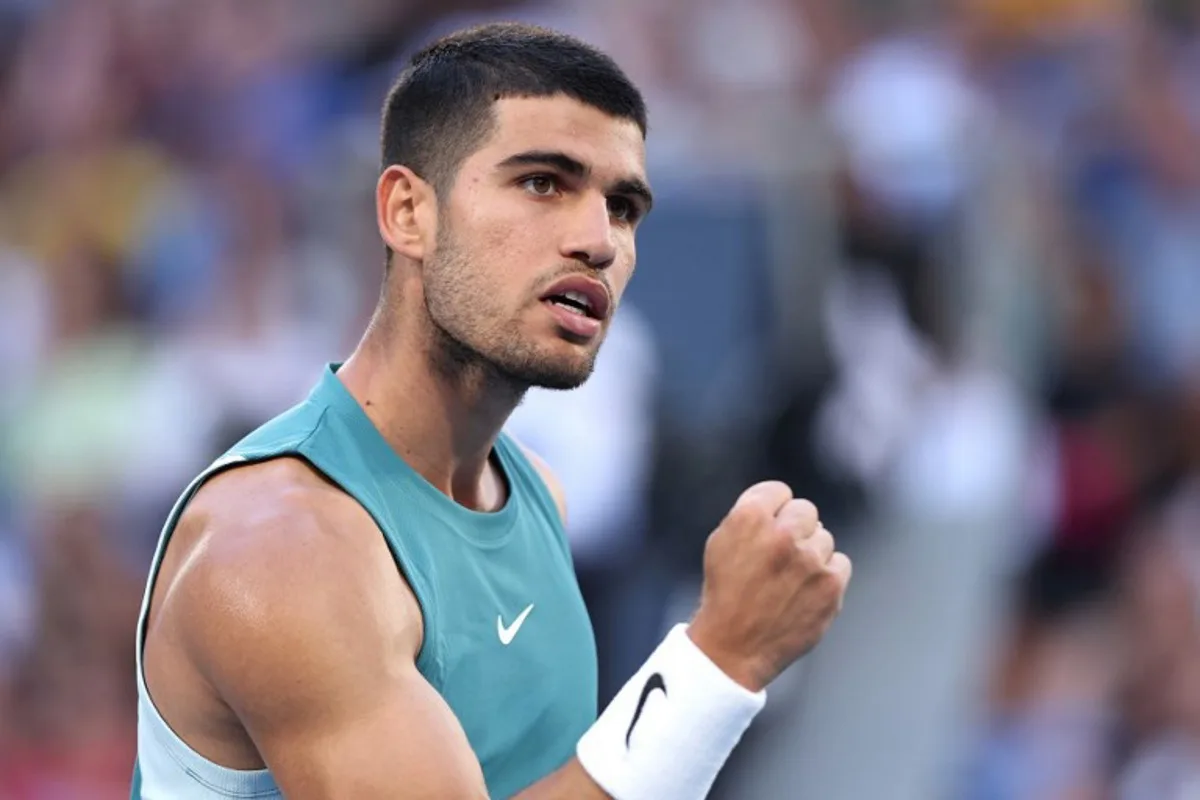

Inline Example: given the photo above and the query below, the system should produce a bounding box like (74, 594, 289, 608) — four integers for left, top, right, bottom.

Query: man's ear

(377, 165, 437, 263)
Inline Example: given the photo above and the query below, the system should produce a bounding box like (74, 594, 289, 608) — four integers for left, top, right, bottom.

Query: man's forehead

(483, 95, 646, 173)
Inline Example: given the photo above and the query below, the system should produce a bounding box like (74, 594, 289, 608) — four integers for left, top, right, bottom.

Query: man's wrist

(576, 624, 766, 800)
(684, 621, 768, 693)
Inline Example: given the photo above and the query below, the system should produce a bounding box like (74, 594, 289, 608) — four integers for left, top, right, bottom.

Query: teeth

(562, 290, 591, 311)
(552, 299, 586, 315)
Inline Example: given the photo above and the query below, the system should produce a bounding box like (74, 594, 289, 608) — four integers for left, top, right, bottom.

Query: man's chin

(513, 360, 593, 391)
(504, 354, 596, 391)
(528, 371, 591, 391)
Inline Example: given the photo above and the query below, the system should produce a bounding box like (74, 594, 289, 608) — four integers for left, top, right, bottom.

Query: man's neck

(336, 319, 524, 512)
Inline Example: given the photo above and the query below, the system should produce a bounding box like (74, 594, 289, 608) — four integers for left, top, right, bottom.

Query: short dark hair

(380, 22, 648, 195)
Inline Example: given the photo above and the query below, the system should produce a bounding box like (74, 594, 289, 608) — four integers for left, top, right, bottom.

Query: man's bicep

(241, 659, 487, 800)
(186, 498, 488, 799)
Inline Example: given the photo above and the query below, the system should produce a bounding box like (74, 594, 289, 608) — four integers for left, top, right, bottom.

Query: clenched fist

(687, 481, 852, 692)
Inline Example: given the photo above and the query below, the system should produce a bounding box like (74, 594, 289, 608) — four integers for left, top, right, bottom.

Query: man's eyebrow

(613, 177, 654, 213)
(498, 149, 653, 211)
(497, 150, 587, 177)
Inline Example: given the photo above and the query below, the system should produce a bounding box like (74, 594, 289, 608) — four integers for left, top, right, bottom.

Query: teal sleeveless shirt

(132, 364, 598, 799)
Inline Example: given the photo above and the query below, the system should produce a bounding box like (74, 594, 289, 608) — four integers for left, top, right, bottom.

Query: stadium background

(3, 0, 1200, 797)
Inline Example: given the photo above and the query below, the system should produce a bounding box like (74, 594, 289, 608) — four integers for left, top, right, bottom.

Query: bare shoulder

(148, 459, 489, 795)
(164, 457, 423, 716)
(175, 458, 403, 617)
(512, 438, 568, 526)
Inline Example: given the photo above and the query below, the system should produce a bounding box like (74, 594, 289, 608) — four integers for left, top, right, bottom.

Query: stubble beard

(422, 226, 599, 394)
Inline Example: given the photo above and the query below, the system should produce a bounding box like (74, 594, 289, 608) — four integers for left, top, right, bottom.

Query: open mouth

(544, 291, 599, 319)
(539, 276, 611, 323)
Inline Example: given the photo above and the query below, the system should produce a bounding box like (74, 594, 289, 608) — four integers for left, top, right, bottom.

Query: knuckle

(831, 552, 853, 583)
(759, 480, 794, 501)
(736, 481, 791, 512)
(821, 537, 838, 560)
(720, 506, 748, 532)
(777, 499, 820, 538)
(794, 543, 823, 573)
(823, 568, 848, 605)
(728, 503, 767, 531)
(792, 498, 819, 524)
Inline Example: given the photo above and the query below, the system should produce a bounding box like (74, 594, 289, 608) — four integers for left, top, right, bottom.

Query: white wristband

(576, 624, 766, 800)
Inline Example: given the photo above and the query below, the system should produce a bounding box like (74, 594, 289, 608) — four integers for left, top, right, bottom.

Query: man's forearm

(512, 758, 610, 800)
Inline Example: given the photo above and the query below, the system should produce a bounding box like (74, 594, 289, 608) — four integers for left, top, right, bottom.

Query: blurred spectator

(3, 0, 1200, 797)
(1113, 503, 1200, 799)
(0, 505, 139, 800)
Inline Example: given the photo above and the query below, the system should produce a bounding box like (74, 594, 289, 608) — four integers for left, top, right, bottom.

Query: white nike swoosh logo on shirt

(497, 604, 535, 645)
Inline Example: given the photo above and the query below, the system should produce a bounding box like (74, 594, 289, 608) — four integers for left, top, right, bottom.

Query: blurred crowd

(2, 0, 1200, 797)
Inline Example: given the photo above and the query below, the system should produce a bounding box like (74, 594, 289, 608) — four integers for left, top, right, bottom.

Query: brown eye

(608, 196, 638, 223)
(521, 175, 558, 196)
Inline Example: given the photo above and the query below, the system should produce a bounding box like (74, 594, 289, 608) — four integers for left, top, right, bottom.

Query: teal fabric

(133, 364, 597, 799)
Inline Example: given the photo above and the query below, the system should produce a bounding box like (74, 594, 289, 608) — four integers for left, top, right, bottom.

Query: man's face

(421, 95, 650, 390)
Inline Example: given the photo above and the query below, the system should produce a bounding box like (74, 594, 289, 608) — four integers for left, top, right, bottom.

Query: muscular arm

(173, 462, 607, 800)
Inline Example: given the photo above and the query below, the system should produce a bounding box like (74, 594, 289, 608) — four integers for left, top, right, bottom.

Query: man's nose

(560, 196, 617, 269)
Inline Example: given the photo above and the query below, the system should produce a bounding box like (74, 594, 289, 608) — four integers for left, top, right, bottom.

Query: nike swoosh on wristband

(497, 604, 535, 645)
(625, 672, 667, 748)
